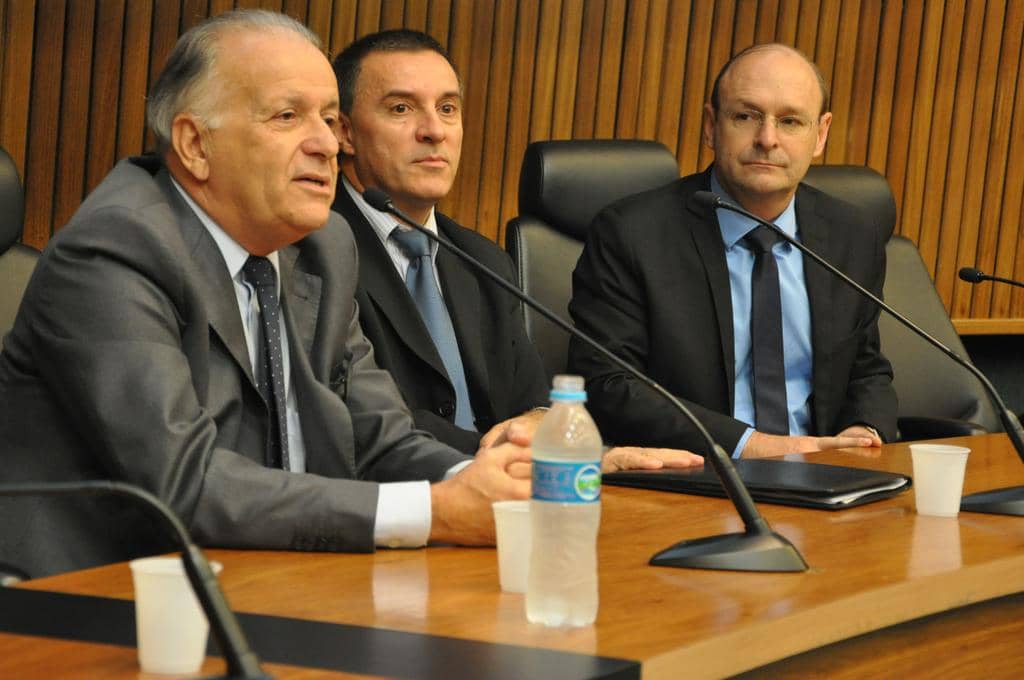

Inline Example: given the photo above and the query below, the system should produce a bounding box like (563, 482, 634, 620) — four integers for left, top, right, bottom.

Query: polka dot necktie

(389, 227, 476, 431)
(242, 256, 290, 469)
(742, 225, 790, 435)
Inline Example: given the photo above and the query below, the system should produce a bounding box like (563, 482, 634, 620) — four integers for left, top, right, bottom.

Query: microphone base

(961, 485, 1024, 516)
(649, 530, 808, 572)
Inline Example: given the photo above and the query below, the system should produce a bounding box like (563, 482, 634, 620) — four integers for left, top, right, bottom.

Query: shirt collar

(341, 176, 439, 248)
(169, 177, 281, 286)
(710, 172, 799, 250)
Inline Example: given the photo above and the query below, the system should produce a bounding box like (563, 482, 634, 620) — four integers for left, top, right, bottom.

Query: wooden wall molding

(3, 0, 1023, 329)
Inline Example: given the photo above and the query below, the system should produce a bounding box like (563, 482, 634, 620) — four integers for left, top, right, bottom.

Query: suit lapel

(341, 191, 450, 380)
(796, 186, 833, 434)
(435, 220, 490, 409)
(279, 244, 321, 359)
(686, 177, 737, 407)
(158, 170, 256, 390)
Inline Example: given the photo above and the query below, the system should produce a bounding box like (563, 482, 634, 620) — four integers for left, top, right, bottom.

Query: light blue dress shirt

(710, 175, 813, 457)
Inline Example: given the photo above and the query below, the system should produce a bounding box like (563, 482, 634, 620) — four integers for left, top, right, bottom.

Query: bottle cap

(550, 374, 586, 401)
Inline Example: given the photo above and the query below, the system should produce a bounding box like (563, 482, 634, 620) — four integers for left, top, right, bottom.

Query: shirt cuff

(732, 427, 755, 459)
(374, 481, 431, 548)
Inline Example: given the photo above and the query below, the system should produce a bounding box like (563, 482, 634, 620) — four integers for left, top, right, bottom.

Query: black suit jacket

(568, 169, 897, 454)
(333, 187, 548, 454)
(0, 157, 468, 578)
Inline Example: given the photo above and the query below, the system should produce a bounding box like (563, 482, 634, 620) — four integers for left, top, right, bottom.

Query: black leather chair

(505, 139, 679, 379)
(506, 143, 996, 440)
(0, 145, 38, 346)
(803, 165, 998, 438)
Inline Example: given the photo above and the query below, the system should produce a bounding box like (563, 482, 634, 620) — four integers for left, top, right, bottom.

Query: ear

(171, 113, 211, 182)
(701, 103, 716, 150)
(813, 112, 832, 158)
(337, 112, 357, 157)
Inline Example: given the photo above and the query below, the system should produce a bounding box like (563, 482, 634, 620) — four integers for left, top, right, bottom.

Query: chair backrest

(506, 139, 680, 378)
(0, 145, 38, 345)
(803, 165, 1000, 433)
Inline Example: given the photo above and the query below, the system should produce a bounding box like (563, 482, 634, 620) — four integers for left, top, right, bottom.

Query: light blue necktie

(390, 227, 476, 431)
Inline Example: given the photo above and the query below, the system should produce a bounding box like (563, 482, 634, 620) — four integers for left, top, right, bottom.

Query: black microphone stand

(363, 187, 807, 572)
(0, 481, 271, 679)
(699, 191, 1024, 516)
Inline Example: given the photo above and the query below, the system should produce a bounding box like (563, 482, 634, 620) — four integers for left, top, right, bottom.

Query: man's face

(338, 49, 463, 222)
(702, 48, 832, 218)
(197, 30, 340, 254)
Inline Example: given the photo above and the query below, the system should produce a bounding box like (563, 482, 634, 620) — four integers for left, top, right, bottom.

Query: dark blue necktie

(389, 227, 476, 431)
(242, 256, 290, 468)
(743, 225, 789, 435)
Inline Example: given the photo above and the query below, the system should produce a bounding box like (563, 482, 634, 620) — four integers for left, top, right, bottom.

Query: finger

(601, 448, 664, 472)
(507, 461, 532, 479)
(482, 441, 534, 467)
(479, 424, 507, 449)
(504, 421, 534, 446)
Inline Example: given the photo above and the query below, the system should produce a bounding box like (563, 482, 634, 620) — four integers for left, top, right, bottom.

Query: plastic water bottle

(526, 374, 602, 626)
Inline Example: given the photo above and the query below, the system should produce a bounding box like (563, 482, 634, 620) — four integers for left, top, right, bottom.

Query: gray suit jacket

(0, 156, 468, 578)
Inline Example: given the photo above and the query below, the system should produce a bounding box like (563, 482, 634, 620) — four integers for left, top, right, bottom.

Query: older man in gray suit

(0, 10, 528, 578)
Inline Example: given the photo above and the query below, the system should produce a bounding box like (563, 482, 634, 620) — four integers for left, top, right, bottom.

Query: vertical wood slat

(7, 0, 1024, 329)
(52, 0, 96, 233)
(85, 0, 125, 195)
(970, 0, 1024, 318)
(933, 0, 987, 310)
(22, 0, 65, 248)
(952, 0, 1009, 319)
(0, 0, 36, 184)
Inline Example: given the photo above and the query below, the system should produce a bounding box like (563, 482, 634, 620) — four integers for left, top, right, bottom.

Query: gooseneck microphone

(0, 481, 271, 679)
(363, 187, 807, 572)
(958, 266, 1024, 289)
(696, 190, 1024, 516)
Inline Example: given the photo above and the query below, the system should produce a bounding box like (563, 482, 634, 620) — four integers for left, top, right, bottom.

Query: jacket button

(438, 402, 455, 418)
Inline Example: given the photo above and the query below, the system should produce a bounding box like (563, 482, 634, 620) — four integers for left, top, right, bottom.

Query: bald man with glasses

(568, 44, 897, 460)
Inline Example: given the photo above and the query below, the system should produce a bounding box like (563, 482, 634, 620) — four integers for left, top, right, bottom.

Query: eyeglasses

(721, 109, 817, 137)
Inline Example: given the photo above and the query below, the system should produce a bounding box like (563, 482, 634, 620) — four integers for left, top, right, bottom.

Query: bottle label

(532, 460, 602, 503)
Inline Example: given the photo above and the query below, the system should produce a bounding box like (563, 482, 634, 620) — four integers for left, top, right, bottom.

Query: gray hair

(146, 10, 322, 152)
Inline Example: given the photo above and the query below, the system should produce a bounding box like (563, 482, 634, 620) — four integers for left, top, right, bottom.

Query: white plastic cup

(129, 556, 222, 674)
(910, 444, 971, 517)
(493, 500, 531, 593)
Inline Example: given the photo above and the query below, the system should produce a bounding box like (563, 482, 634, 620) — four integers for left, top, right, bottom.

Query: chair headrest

(802, 165, 896, 233)
(518, 140, 679, 240)
(0, 146, 25, 253)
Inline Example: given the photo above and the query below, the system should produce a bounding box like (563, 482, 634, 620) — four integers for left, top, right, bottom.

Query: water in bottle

(526, 374, 602, 626)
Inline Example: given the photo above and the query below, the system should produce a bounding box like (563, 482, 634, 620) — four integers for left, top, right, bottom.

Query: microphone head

(362, 187, 393, 213)
(693, 191, 723, 209)
(958, 267, 987, 283)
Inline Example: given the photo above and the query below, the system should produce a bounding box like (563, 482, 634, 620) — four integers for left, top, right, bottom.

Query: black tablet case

(603, 459, 911, 510)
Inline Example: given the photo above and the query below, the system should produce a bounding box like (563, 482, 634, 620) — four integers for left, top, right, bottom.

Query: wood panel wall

(2, 0, 1023, 332)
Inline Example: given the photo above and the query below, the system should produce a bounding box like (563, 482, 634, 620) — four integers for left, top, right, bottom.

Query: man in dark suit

(331, 30, 703, 472)
(0, 10, 528, 579)
(569, 44, 897, 458)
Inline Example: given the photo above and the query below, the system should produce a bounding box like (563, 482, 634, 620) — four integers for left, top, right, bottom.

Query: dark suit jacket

(332, 187, 548, 454)
(0, 157, 468, 578)
(568, 169, 897, 454)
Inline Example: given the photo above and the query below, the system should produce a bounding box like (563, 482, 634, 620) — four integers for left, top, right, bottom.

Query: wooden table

(3, 434, 1023, 678)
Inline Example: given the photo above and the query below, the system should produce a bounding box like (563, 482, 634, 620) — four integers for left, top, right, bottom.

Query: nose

(754, 117, 779, 149)
(305, 116, 340, 158)
(416, 109, 447, 144)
